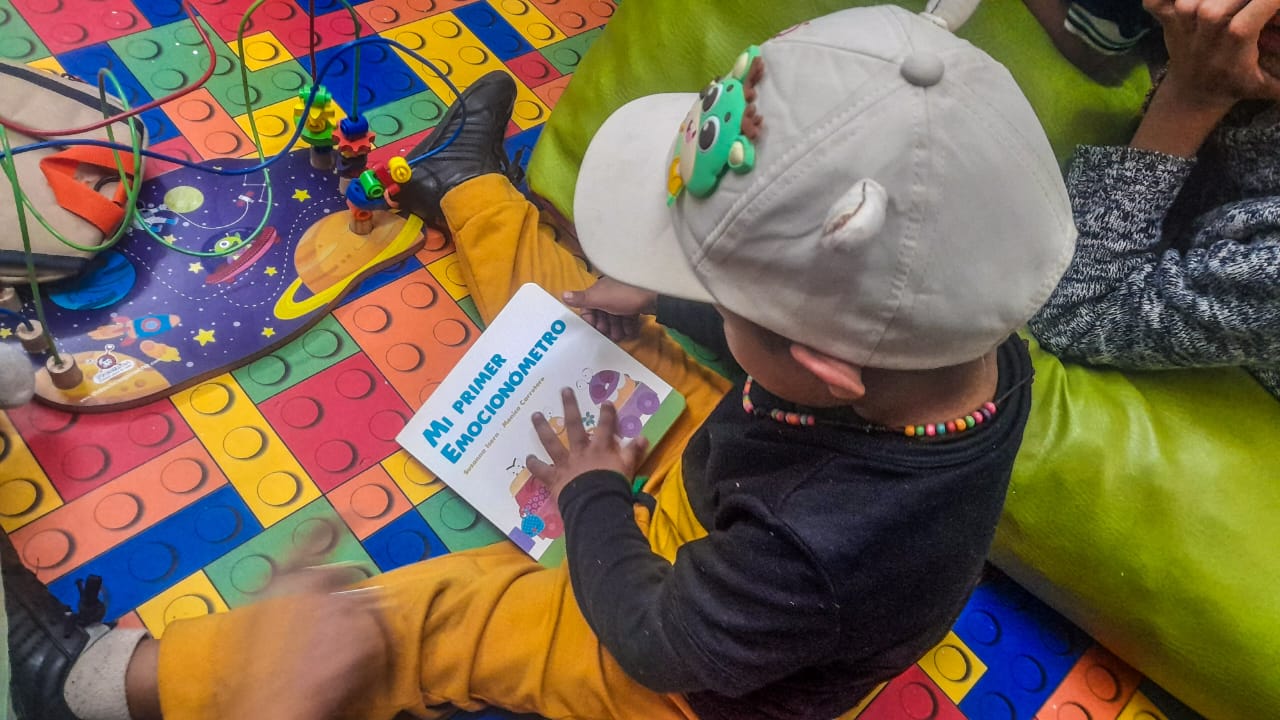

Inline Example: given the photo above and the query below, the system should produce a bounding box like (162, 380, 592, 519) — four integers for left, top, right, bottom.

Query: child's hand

(562, 277, 657, 342)
(527, 387, 649, 503)
(1146, 0, 1280, 110)
(226, 524, 390, 720)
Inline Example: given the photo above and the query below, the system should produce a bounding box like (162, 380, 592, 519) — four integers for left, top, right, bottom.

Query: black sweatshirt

(558, 301, 1033, 720)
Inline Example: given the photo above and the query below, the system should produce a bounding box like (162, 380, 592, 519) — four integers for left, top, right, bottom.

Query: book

(396, 283, 686, 566)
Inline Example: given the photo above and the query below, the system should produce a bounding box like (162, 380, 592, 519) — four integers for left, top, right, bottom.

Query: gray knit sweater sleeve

(1028, 144, 1280, 370)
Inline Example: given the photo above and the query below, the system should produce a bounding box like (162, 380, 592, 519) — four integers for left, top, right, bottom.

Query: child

(9, 5, 1075, 720)
(1022, 0, 1159, 84)
(1028, 0, 1280, 400)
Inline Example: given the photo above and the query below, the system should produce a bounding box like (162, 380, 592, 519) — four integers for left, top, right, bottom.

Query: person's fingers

(597, 313, 614, 340)
(256, 562, 367, 602)
(622, 317, 641, 340)
(526, 454, 555, 481)
(1195, 0, 1252, 25)
(1146, 0, 1177, 22)
(531, 412, 569, 462)
(581, 310, 613, 338)
(1172, 0, 1205, 22)
(562, 288, 592, 309)
(596, 402, 619, 441)
(560, 388, 590, 447)
(283, 517, 342, 567)
(1228, 0, 1280, 37)
(624, 436, 649, 471)
(606, 313, 627, 342)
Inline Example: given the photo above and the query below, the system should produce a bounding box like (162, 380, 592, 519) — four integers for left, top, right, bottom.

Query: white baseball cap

(574, 4, 1076, 370)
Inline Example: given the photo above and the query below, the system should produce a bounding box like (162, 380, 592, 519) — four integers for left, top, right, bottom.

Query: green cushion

(525, 1, 1280, 718)
(527, 0, 1151, 220)
(1001, 339, 1280, 720)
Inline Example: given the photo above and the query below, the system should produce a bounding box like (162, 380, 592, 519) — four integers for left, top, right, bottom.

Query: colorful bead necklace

(740, 375, 1028, 439)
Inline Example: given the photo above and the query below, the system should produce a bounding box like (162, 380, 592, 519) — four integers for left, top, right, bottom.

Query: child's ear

(790, 344, 865, 400)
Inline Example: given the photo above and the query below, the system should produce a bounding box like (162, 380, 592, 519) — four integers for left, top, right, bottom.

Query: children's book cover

(397, 283, 686, 566)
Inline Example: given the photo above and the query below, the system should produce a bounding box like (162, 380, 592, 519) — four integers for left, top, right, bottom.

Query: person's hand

(526, 387, 649, 503)
(1145, 0, 1280, 110)
(227, 523, 389, 720)
(562, 277, 658, 342)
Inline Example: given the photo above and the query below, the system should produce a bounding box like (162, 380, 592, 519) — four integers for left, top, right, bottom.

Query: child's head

(574, 4, 1075, 397)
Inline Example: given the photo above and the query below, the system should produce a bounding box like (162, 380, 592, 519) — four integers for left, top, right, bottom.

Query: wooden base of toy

(349, 209, 374, 235)
(310, 148, 335, 170)
(17, 320, 48, 353)
(46, 354, 83, 389)
(0, 287, 21, 313)
(338, 176, 352, 194)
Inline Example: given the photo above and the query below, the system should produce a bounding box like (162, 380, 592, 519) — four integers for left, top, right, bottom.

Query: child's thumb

(562, 288, 593, 309)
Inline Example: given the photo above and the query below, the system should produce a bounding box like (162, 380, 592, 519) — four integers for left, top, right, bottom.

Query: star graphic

(262, 327, 276, 338)
(194, 328, 216, 346)
(0, 327, 10, 339)
(264, 266, 278, 276)
(188, 262, 203, 274)
(292, 189, 311, 201)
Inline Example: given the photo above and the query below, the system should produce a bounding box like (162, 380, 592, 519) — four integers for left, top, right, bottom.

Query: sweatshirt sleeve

(558, 470, 840, 697)
(1028, 144, 1280, 370)
(654, 297, 732, 361)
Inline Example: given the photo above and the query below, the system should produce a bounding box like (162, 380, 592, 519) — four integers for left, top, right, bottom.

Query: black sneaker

(3, 533, 105, 720)
(393, 71, 520, 225)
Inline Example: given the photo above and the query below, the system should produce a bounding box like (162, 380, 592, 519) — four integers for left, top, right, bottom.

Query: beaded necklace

(740, 375, 1030, 439)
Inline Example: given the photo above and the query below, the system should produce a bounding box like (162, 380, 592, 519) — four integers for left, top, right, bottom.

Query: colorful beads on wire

(742, 375, 1001, 439)
(901, 401, 996, 438)
(741, 377, 817, 427)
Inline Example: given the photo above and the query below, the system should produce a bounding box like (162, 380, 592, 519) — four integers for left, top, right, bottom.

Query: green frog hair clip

(668, 45, 765, 205)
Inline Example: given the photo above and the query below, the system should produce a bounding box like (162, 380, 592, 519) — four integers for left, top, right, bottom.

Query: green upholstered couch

(523, 2, 1280, 718)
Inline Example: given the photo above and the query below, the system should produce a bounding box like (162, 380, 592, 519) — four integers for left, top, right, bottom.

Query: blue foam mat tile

(363, 508, 451, 572)
(314, 41, 427, 116)
(454, 2, 534, 62)
(57, 42, 152, 110)
(132, 0, 187, 27)
(343, 255, 425, 304)
(955, 574, 1092, 720)
(47, 485, 262, 620)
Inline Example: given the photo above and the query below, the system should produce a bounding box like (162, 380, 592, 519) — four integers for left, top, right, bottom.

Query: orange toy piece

(334, 126, 375, 157)
(348, 202, 375, 235)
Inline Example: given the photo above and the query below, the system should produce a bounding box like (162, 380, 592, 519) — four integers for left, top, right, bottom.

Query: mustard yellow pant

(156, 176, 733, 720)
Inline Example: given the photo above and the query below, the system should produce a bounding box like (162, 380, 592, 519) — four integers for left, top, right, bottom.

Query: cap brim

(574, 93, 715, 304)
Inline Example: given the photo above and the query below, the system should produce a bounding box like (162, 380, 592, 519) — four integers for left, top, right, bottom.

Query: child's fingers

(289, 517, 342, 563)
(609, 314, 633, 342)
(562, 289, 589, 308)
(595, 402, 618, 441)
(255, 561, 369, 602)
(526, 454, 555, 481)
(625, 436, 650, 471)
(531, 412, 569, 462)
(560, 387, 589, 447)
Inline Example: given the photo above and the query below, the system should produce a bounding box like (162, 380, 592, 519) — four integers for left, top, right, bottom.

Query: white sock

(63, 625, 148, 720)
